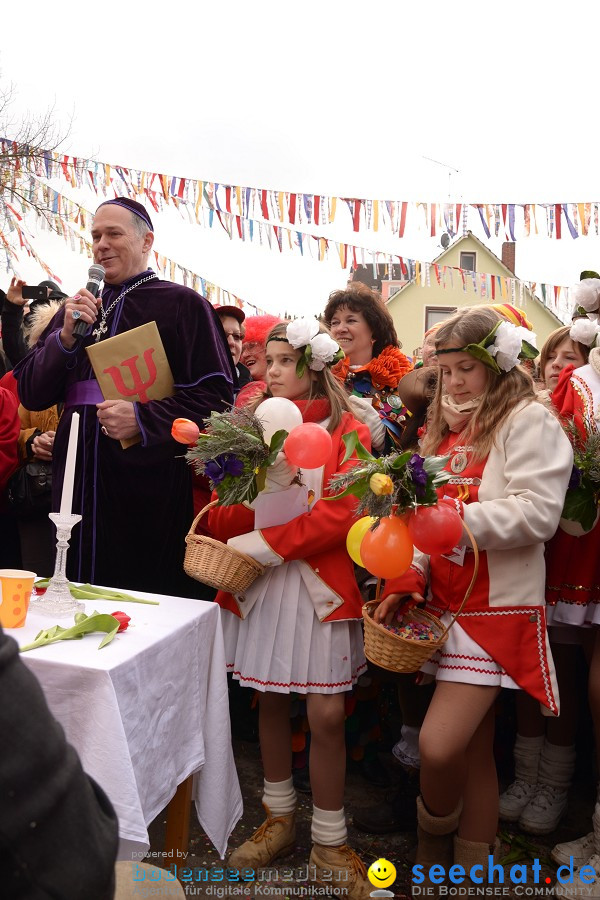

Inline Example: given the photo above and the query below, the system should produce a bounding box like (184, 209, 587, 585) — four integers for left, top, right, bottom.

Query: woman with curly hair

(324, 283, 413, 453)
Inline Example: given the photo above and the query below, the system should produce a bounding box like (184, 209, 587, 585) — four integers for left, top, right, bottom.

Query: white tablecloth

(8, 590, 243, 858)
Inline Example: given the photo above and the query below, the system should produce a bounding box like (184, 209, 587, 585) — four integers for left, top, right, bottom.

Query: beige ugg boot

(414, 795, 463, 898)
(309, 843, 371, 900)
(227, 804, 296, 868)
(454, 836, 504, 895)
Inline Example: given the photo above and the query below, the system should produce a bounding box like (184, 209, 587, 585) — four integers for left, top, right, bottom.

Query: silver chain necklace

(92, 273, 158, 341)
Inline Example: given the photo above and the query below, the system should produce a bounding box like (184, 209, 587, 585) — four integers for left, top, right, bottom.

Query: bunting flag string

(1, 175, 271, 316)
(0, 144, 574, 322)
(7, 140, 600, 242)
(178, 202, 573, 322)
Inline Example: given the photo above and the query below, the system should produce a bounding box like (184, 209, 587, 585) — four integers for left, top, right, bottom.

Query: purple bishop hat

(96, 196, 154, 232)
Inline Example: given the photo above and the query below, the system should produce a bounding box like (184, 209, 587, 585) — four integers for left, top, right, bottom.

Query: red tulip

(407, 504, 464, 556)
(283, 423, 332, 469)
(171, 418, 201, 444)
(111, 611, 131, 633)
(360, 516, 413, 579)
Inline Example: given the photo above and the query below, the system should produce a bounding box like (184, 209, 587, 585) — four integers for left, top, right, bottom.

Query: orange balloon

(360, 516, 413, 579)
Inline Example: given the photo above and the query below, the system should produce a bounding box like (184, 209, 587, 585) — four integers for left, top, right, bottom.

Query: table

(8, 589, 243, 859)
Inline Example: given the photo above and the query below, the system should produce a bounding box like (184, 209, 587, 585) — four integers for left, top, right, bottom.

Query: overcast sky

(2, 0, 600, 317)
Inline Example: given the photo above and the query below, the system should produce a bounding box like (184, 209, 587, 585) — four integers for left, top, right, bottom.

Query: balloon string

(375, 577, 382, 601)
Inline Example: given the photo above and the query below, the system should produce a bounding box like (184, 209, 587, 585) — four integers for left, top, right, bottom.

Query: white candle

(60, 412, 80, 516)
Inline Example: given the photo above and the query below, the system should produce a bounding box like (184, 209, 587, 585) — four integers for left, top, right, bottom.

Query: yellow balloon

(346, 516, 377, 567)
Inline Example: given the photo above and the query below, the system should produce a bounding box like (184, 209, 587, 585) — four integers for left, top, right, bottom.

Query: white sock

(393, 724, 421, 767)
(513, 733, 545, 783)
(262, 777, 296, 816)
(311, 805, 347, 846)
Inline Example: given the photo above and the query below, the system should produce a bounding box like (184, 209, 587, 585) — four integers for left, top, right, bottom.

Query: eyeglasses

(224, 332, 243, 342)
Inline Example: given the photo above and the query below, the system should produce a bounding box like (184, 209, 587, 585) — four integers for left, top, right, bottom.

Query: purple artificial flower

(408, 453, 428, 498)
(205, 454, 244, 485)
(568, 465, 582, 491)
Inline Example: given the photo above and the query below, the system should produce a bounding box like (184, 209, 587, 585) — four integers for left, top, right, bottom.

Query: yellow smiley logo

(368, 858, 397, 889)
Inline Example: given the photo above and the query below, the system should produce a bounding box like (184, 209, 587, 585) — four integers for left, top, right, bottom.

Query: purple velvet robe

(14, 271, 235, 597)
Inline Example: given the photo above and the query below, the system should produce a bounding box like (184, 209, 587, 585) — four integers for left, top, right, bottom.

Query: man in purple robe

(14, 197, 235, 597)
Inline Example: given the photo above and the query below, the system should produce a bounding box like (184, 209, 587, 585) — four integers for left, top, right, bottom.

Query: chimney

(501, 242, 516, 274)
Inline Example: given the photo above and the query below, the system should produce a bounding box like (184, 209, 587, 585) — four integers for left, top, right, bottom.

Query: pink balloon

(283, 423, 332, 469)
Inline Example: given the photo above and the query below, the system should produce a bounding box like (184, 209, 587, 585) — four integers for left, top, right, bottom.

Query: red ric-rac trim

(224, 663, 367, 689)
(437, 663, 509, 676)
(441, 652, 507, 668)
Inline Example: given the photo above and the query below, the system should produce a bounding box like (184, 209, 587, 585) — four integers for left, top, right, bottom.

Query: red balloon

(360, 516, 414, 579)
(283, 423, 332, 469)
(407, 504, 464, 556)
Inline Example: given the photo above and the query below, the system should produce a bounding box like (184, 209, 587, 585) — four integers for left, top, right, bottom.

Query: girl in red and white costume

(209, 320, 372, 900)
(375, 306, 573, 887)
(545, 277, 600, 892)
(498, 325, 590, 836)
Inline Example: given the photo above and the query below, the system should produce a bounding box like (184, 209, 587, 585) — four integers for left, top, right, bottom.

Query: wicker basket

(363, 602, 448, 673)
(184, 501, 265, 594)
(362, 521, 479, 674)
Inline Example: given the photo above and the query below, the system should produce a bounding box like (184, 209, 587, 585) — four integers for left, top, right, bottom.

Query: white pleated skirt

(421, 611, 519, 690)
(221, 561, 367, 694)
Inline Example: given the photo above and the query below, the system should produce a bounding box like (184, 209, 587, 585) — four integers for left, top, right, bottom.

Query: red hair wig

(242, 314, 284, 347)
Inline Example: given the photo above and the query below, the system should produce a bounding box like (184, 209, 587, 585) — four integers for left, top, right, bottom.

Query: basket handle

(438, 519, 479, 639)
(187, 499, 219, 537)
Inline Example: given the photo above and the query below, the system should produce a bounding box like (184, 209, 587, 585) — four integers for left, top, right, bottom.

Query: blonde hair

(248, 321, 353, 433)
(420, 306, 536, 459)
(539, 325, 589, 387)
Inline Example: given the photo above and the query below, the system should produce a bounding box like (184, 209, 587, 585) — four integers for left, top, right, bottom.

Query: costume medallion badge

(450, 451, 468, 474)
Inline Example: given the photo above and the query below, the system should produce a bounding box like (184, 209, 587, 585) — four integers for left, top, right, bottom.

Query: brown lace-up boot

(309, 843, 371, 900)
(227, 804, 296, 868)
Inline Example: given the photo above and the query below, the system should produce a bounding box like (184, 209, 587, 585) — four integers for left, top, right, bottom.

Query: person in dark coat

(1, 278, 67, 367)
(215, 304, 252, 390)
(0, 627, 119, 898)
(14, 197, 235, 597)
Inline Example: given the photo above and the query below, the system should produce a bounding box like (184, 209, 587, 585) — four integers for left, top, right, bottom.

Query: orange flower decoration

(367, 346, 413, 389)
(333, 345, 413, 391)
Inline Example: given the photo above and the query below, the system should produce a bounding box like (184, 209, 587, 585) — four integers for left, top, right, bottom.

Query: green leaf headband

(436, 320, 538, 374)
(293, 341, 345, 378)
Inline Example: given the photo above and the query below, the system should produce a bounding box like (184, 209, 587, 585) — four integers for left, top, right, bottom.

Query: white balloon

(255, 397, 303, 444)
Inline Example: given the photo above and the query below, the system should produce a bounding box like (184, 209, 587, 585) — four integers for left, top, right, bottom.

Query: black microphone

(73, 264, 106, 338)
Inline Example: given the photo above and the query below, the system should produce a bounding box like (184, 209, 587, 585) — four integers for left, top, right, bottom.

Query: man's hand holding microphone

(59, 265, 105, 350)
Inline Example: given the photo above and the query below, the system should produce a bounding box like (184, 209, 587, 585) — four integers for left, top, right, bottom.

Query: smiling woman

(324, 283, 413, 453)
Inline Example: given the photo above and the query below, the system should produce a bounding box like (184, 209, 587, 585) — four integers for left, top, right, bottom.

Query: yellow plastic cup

(0, 569, 37, 628)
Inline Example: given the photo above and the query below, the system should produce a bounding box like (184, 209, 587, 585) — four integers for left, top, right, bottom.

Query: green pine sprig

(185, 407, 289, 505)
(327, 430, 450, 518)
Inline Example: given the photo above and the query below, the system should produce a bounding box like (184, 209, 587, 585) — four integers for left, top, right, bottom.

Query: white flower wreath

(570, 316, 600, 348)
(488, 322, 537, 372)
(286, 318, 343, 373)
(572, 278, 600, 314)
